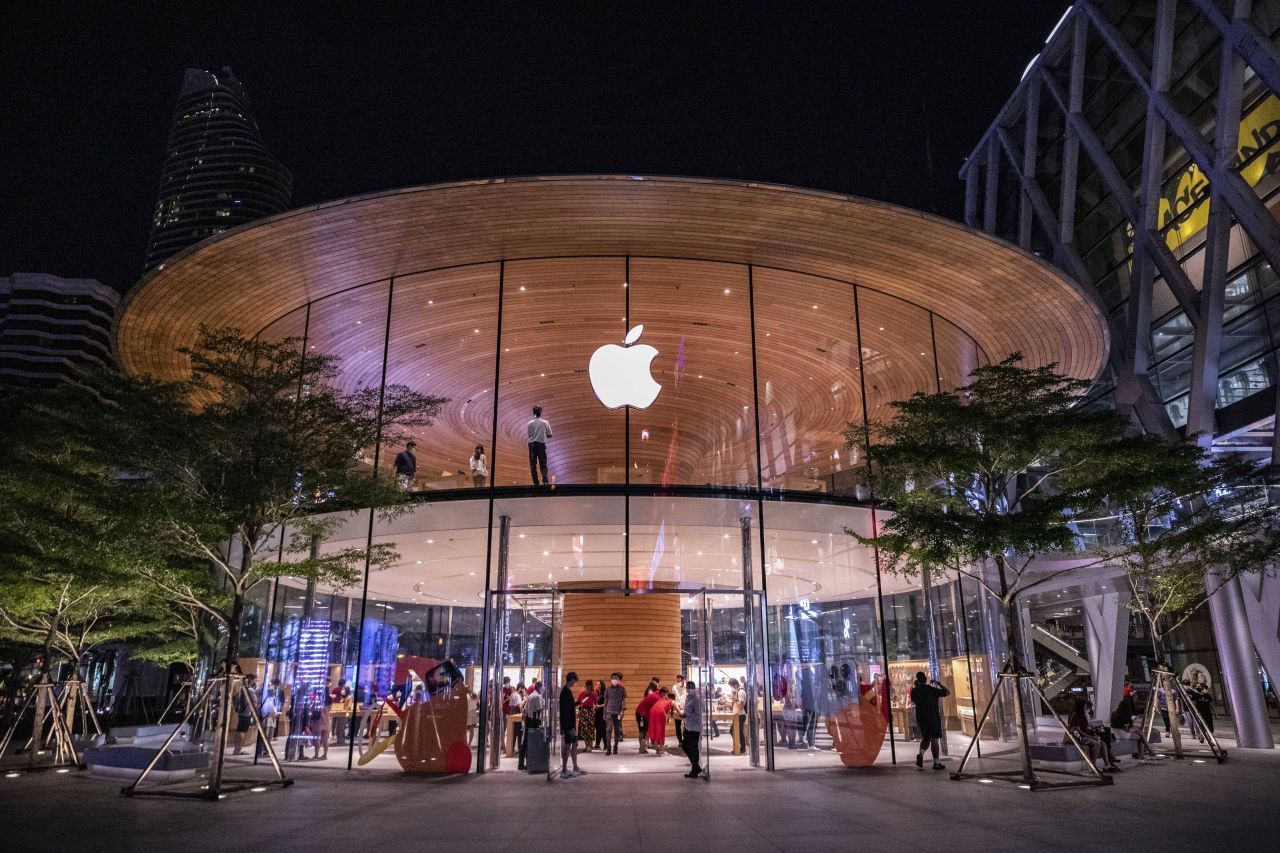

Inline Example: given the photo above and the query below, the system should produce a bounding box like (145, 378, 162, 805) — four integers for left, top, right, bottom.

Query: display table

(709, 712, 741, 754)
(504, 714, 522, 757)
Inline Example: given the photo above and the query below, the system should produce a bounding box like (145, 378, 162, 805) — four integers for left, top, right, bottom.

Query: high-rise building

(963, 0, 1280, 464)
(0, 273, 119, 388)
(144, 67, 291, 272)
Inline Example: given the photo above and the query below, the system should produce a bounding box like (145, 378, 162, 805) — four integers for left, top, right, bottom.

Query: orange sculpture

(394, 681, 471, 774)
(824, 667, 889, 767)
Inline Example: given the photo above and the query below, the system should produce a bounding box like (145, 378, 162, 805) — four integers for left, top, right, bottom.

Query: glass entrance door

(481, 588, 558, 775)
(702, 590, 771, 772)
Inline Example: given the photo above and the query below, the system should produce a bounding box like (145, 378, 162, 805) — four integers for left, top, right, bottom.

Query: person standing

(527, 405, 552, 485)
(602, 672, 627, 755)
(469, 444, 488, 488)
(518, 682, 542, 771)
(593, 680, 607, 750)
(672, 674, 687, 744)
(577, 679, 597, 752)
(559, 673, 585, 777)
(682, 679, 703, 778)
(394, 440, 417, 491)
(231, 674, 258, 755)
(909, 671, 949, 770)
(1190, 682, 1215, 741)
(729, 678, 748, 755)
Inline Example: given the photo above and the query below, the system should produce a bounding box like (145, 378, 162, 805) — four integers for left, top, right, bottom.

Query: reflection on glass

(381, 266, 500, 491)
(497, 258, 626, 486)
(754, 269, 861, 493)
(629, 259, 755, 486)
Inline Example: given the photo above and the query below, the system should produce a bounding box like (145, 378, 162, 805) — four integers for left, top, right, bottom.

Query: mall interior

(106, 175, 1278, 780)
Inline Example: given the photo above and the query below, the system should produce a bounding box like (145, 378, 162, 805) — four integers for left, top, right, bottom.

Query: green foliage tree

(844, 355, 1134, 670)
(94, 326, 447, 675)
(0, 388, 187, 680)
(1091, 436, 1280, 661)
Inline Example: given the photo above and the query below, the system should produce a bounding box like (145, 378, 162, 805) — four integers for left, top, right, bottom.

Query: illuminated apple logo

(589, 325, 661, 409)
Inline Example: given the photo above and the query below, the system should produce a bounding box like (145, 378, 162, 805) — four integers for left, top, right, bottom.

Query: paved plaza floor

(2, 740, 1278, 852)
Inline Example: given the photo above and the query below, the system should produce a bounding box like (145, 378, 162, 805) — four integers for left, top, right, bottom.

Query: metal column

(1206, 572, 1275, 749)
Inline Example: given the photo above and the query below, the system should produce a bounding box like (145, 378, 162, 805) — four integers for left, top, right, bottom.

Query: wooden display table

(504, 714, 522, 757)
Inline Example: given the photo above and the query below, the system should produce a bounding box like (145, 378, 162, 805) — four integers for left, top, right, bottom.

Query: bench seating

(1028, 730, 1162, 771)
(84, 745, 209, 782)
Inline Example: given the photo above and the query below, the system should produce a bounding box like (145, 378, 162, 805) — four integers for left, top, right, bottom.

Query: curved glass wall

(247, 256, 1001, 775)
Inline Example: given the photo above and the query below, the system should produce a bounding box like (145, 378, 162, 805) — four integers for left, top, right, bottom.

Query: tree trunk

(222, 539, 253, 676)
(40, 612, 60, 680)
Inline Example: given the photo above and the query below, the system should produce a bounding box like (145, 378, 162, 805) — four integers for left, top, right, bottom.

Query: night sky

(2, 2, 1069, 293)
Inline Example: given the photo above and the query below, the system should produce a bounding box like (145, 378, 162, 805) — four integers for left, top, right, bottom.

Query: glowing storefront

(116, 176, 1108, 775)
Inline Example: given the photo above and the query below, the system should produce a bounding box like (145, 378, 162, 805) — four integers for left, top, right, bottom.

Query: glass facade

(243, 256, 1003, 774)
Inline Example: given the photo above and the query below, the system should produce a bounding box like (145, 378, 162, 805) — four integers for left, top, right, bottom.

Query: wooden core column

(560, 591, 681, 738)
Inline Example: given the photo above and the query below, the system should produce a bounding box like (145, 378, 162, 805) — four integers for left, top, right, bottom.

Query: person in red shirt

(647, 687, 674, 755)
(634, 688, 662, 755)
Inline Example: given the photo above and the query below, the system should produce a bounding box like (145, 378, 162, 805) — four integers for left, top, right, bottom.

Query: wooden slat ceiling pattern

(116, 176, 1108, 487)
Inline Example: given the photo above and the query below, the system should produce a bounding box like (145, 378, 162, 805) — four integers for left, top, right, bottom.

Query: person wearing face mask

(602, 672, 627, 755)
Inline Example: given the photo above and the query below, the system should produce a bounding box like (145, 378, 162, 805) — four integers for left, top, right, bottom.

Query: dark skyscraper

(144, 67, 291, 272)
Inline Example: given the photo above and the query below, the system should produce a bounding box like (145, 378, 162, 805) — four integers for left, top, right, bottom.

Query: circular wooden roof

(117, 175, 1107, 382)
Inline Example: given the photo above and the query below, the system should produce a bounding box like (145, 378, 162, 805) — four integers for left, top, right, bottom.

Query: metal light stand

(122, 672, 292, 800)
(0, 677, 85, 774)
(155, 680, 194, 726)
(1141, 665, 1227, 764)
(951, 661, 1113, 791)
(59, 674, 105, 744)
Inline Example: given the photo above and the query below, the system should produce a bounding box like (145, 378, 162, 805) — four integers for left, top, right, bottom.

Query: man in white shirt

(527, 405, 552, 485)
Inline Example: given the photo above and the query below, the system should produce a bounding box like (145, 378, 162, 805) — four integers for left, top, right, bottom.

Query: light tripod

(0, 674, 99, 774)
(122, 671, 292, 799)
(950, 661, 1113, 790)
(1140, 665, 1227, 764)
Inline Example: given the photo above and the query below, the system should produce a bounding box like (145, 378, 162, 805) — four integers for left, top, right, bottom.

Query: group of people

(1063, 693, 1161, 773)
(391, 405, 554, 492)
(503, 672, 706, 779)
(224, 673, 358, 761)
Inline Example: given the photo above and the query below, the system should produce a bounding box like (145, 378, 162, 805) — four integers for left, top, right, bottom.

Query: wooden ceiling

(116, 176, 1108, 488)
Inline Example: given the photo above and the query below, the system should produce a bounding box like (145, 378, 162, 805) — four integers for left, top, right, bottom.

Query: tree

(94, 326, 447, 677)
(845, 355, 1136, 786)
(0, 388, 187, 681)
(1091, 435, 1280, 756)
(1094, 437, 1280, 659)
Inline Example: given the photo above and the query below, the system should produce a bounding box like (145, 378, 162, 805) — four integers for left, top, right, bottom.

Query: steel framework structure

(962, 0, 1280, 464)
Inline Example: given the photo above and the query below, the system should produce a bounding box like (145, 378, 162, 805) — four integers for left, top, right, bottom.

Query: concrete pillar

(1239, 571, 1280, 712)
(1082, 590, 1131, 720)
(1206, 572, 1275, 748)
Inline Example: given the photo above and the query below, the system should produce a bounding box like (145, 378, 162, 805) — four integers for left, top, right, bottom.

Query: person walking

(469, 444, 488, 488)
(602, 672, 627, 755)
(394, 440, 418, 491)
(559, 673, 585, 777)
(681, 679, 704, 778)
(527, 405, 552, 485)
(909, 671, 949, 770)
